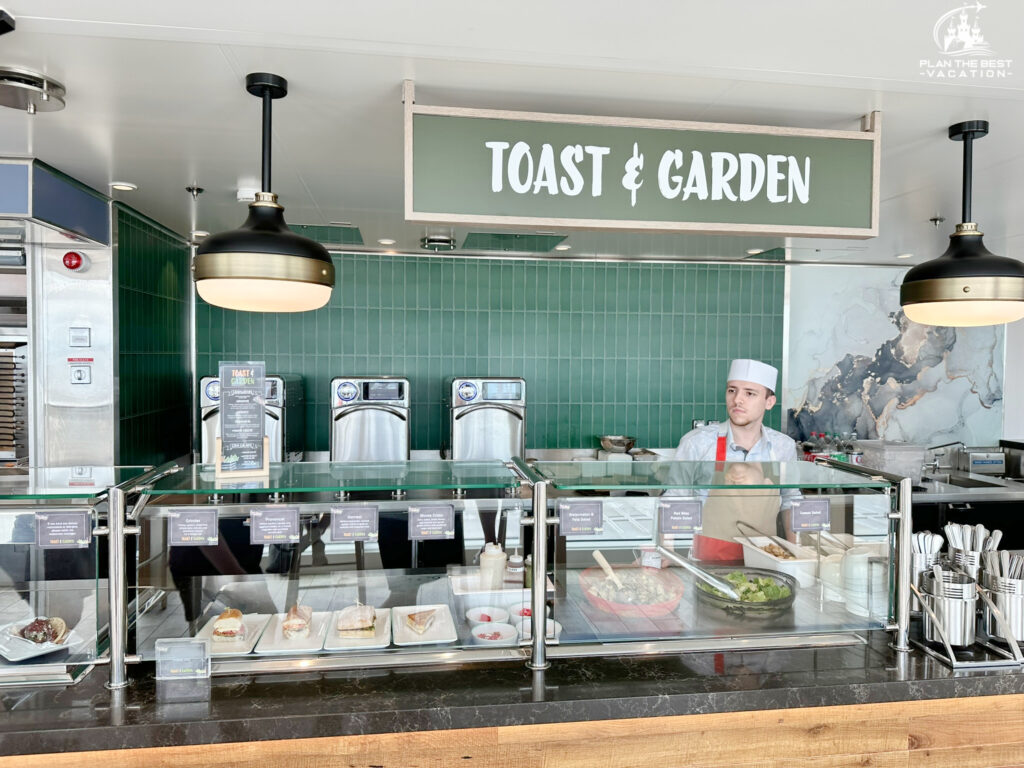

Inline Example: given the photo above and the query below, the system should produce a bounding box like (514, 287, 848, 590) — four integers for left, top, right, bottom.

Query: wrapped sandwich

(18, 617, 69, 645)
(282, 604, 313, 640)
(336, 604, 376, 638)
(211, 608, 245, 643)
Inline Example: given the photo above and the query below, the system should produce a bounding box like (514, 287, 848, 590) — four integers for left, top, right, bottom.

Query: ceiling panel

(0, 2, 1023, 265)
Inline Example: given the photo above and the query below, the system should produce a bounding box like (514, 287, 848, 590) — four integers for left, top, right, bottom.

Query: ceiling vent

(420, 234, 456, 252)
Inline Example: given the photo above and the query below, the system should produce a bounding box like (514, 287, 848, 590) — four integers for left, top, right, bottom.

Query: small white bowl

(465, 606, 509, 627)
(506, 603, 551, 622)
(471, 622, 518, 645)
(515, 618, 562, 641)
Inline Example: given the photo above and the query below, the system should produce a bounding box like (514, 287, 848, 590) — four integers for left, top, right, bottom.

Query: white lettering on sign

(486, 140, 812, 206)
(559, 145, 584, 195)
(486, 141, 611, 197)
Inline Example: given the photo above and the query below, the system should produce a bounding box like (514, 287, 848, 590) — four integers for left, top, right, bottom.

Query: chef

(673, 359, 798, 562)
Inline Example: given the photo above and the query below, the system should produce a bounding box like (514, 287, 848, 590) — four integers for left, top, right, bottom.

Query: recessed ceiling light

(110, 181, 137, 191)
(896, 253, 913, 259)
(554, 244, 572, 251)
(746, 248, 765, 255)
(377, 238, 396, 246)
(190, 230, 209, 240)
(329, 221, 352, 227)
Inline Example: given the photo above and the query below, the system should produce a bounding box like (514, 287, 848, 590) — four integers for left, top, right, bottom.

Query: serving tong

(654, 546, 742, 600)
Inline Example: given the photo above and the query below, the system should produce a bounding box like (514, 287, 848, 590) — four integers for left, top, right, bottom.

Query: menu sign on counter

(405, 81, 880, 239)
(331, 505, 379, 542)
(155, 638, 211, 681)
(250, 507, 300, 544)
(558, 501, 603, 537)
(658, 500, 702, 534)
(408, 504, 455, 541)
(168, 509, 219, 547)
(35, 511, 91, 549)
(217, 361, 266, 476)
(790, 499, 831, 532)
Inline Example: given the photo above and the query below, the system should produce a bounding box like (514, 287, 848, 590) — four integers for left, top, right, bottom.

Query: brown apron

(694, 443, 782, 561)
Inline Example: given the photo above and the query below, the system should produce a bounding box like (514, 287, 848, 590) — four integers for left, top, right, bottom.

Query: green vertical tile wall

(115, 204, 192, 466)
(196, 255, 784, 452)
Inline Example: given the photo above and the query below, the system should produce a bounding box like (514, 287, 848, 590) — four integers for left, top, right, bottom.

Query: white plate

(323, 608, 392, 651)
(0, 622, 84, 663)
(254, 612, 330, 655)
(195, 613, 271, 656)
(391, 604, 458, 646)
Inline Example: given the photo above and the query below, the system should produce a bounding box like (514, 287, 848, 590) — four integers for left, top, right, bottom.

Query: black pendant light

(900, 120, 1024, 327)
(193, 73, 335, 312)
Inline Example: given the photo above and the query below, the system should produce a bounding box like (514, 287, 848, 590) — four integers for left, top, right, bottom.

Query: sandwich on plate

(282, 605, 313, 640)
(18, 617, 69, 645)
(405, 608, 436, 635)
(211, 608, 245, 643)
(335, 604, 376, 639)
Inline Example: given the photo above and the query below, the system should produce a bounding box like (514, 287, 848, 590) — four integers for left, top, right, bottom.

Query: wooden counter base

(5, 693, 1024, 768)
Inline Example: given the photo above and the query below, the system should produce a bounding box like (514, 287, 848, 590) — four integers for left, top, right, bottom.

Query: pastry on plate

(18, 617, 68, 645)
(282, 605, 313, 640)
(405, 608, 436, 635)
(336, 604, 376, 638)
(211, 608, 246, 643)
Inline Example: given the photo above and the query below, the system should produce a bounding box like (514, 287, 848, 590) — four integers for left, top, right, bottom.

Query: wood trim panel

(5, 694, 1023, 768)
(409, 102, 879, 141)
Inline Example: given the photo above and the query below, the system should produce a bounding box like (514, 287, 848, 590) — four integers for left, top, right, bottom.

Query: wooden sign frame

(214, 436, 270, 479)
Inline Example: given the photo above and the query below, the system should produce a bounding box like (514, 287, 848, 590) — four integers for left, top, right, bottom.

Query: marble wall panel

(784, 266, 1003, 445)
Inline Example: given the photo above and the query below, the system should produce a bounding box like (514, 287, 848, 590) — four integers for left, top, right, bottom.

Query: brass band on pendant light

(192, 73, 335, 312)
(900, 120, 1024, 327)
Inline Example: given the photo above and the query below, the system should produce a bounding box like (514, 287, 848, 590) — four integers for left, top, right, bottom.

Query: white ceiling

(2, 1, 1024, 264)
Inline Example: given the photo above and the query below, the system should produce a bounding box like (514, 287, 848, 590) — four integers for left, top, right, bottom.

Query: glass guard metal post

(528, 478, 549, 670)
(507, 457, 549, 670)
(893, 477, 913, 652)
(107, 484, 128, 688)
(814, 457, 912, 651)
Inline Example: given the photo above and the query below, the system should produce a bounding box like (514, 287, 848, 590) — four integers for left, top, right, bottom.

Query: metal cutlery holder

(981, 573, 1024, 644)
(921, 571, 977, 647)
(911, 552, 941, 612)
(950, 548, 982, 581)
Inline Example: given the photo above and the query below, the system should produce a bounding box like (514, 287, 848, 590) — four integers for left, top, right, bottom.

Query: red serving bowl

(578, 566, 685, 619)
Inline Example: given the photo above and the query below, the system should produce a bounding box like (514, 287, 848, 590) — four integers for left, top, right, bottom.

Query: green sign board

(405, 98, 879, 238)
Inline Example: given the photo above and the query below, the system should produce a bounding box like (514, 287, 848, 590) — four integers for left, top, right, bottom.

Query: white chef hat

(727, 359, 778, 393)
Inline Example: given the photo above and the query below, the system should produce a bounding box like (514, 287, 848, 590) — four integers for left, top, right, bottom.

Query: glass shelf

(0, 466, 150, 501)
(530, 460, 891, 492)
(141, 461, 521, 496)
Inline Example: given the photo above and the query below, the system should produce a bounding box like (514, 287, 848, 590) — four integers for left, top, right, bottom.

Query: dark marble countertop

(1, 631, 1022, 756)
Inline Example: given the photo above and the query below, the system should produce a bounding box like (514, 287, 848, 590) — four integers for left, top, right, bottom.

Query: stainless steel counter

(913, 471, 1024, 503)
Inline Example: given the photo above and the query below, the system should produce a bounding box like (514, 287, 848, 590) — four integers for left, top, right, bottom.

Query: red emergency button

(62, 251, 84, 270)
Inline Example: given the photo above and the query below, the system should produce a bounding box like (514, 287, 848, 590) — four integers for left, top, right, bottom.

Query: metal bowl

(599, 435, 636, 453)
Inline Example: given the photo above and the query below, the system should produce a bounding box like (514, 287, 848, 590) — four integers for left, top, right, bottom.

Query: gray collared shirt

(671, 423, 801, 510)
(674, 423, 799, 463)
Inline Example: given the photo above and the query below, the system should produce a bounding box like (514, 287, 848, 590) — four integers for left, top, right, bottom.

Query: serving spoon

(592, 550, 625, 589)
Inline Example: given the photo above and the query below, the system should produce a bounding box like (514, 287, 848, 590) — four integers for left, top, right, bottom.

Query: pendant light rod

(244, 72, 288, 194)
(262, 88, 272, 192)
(961, 132, 972, 223)
(949, 120, 988, 225)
